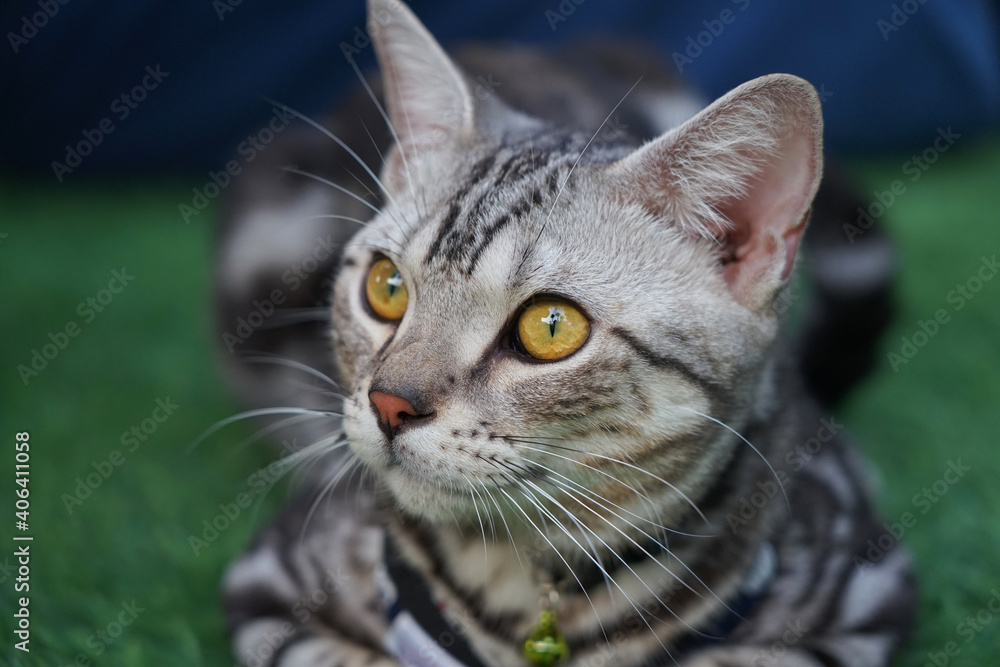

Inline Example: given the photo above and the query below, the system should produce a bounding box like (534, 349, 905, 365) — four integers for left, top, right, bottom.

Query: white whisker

(260, 95, 413, 244)
(506, 438, 709, 524)
(187, 407, 341, 455)
(345, 56, 427, 219)
(674, 405, 790, 513)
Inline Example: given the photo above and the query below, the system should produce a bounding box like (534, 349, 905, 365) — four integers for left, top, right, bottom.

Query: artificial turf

(1, 133, 998, 666)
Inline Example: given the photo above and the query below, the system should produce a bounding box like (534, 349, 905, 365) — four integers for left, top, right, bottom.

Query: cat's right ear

(368, 0, 474, 192)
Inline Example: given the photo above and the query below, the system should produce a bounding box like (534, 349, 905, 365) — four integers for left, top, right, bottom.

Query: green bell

(522, 608, 570, 666)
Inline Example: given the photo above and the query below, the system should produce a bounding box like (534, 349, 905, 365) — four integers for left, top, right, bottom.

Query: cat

(214, 0, 914, 665)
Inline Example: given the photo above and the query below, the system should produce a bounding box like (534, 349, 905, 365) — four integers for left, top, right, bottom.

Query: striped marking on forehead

(422, 135, 590, 277)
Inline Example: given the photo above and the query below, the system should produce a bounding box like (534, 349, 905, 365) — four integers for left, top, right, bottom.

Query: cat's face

(333, 0, 822, 536)
(335, 141, 750, 524)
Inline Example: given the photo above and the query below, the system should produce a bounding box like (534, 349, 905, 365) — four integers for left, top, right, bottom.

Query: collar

(377, 538, 777, 666)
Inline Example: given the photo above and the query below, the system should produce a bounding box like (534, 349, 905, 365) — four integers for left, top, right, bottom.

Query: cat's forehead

(367, 133, 642, 270)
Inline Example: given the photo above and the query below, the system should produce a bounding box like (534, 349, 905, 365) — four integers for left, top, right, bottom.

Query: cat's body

(216, 1, 913, 665)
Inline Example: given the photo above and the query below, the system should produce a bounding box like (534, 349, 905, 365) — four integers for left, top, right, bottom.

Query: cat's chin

(380, 467, 483, 523)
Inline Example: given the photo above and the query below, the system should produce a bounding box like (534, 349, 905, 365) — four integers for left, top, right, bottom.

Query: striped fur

(217, 1, 913, 665)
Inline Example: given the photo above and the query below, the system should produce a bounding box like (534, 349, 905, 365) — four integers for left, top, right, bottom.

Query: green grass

(1, 134, 999, 666)
(842, 134, 1000, 664)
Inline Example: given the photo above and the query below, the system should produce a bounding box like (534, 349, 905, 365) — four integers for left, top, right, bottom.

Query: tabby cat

(215, 0, 915, 665)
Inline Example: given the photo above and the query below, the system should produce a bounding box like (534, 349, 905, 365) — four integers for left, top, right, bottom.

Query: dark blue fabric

(2, 0, 998, 177)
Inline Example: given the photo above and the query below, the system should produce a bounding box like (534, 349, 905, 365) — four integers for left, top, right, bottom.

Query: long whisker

(494, 459, 613, 601)
(276, 376, 348, 399)
(516, 77, 643, 276)
(251, 435, 350, 524)
(279, 430, 348, 471)
(504, 438, 708, 525)
(342, 167, 409, 243)
(298, 452, 360, 544)
(282, 167, 409, 235)
(504, 440, 655, 505)
(533, 471, 738, 622)
(224, 413, 332, 458)
(504, 464, 714, 642)
(479, 481, 526, 576)
(299, 211, 405, 253)
(359, 118, 427, 225)
(302, 212, 378, 228)
(260, 96, 412, 229)
(237, 355, 349, 395)
(462, 474, 490, 579)
(493, 479, 610, 648)
(342, 237, 417, 255)
(345, 56, 426, 219)
(497, 467, 676, 660)
(471, 480, 496, 542)
(517, 455, 712, 539)
(673, 405, 790, 513)
(186, 407, 341, 454)
(255, 308, 332, 329)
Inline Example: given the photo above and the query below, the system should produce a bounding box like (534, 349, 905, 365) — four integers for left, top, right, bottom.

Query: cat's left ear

(609, 74, 823, 312)
(368, 0, 474, 191)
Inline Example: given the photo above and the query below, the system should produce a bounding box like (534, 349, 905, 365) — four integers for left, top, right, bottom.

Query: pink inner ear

(717, 133, 814, 296)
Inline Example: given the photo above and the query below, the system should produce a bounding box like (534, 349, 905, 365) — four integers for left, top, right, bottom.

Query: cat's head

(334, 0, 822, 531)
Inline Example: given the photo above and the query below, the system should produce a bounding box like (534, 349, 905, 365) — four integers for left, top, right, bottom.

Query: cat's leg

(224, 488, 397, 667)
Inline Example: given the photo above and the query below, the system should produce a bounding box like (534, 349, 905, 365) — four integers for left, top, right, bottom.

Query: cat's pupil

(387, 271, 402, 297)
(542, 307, 564, 337)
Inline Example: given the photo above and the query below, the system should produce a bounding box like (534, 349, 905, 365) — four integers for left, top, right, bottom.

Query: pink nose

(369, 391, 419, 430)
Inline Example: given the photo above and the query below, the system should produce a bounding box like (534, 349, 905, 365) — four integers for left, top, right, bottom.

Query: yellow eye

(366, 258, 408, 320)
(517, 299, 589, 360)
